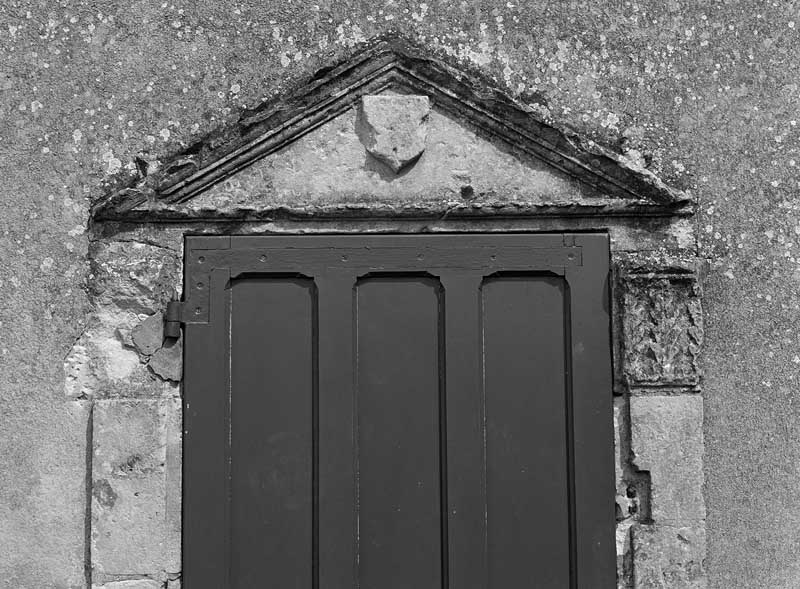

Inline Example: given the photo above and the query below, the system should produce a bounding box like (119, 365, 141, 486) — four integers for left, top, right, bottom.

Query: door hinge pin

(164, 299, 184, 339)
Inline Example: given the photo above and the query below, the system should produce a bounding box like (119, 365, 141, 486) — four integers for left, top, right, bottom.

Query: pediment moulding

(91, 35, 694, 223)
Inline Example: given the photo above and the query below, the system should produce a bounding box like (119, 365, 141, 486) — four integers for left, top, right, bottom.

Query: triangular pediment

(92, 36, 693, 221)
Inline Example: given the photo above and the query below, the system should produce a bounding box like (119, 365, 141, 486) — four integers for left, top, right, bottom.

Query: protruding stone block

(630, 395, 705, 526)
(623, 276, 702, 387)
(132, 312, 164, 356)
(359, 95, 430, 172)
(148, 336, 182, 382)
(92, 399, 181, 577)
(632, 525, 706, 588)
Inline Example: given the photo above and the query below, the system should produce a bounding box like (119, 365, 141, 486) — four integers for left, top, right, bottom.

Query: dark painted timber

(182, 233, 615, 589)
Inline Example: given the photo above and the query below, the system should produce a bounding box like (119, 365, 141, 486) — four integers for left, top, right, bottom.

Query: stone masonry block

(148, 335, 182, 382)
(132, 312, 164, 356)
(91, 240, 180, 315)
(92, 399, 181, 577)
(623, 276, 702, 387)
(630, 395, 705, 526)
(632, 525, 706, 588)
(93, 580, 162, 589)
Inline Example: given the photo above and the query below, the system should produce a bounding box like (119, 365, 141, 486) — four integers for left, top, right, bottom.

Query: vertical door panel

(356, 276, 445, 589)
(230, 277, 316, 589)
(482, 275, 571, 588)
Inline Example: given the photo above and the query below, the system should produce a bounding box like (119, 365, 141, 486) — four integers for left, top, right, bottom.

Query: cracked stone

(359, 95, 430, 173)
(132, 312, 164, 356)
(148, 336, 182, 382)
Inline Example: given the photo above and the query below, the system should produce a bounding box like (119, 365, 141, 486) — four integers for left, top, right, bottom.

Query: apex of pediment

(92, 35, 693, 222)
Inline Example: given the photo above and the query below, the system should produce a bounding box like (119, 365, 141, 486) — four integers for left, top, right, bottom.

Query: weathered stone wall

(86, 212, 703, 588)
(63, 232, 184, 587)
(1, 2, 798, 588)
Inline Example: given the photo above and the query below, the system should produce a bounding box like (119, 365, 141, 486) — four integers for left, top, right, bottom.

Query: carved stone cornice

(91, 35, 695, 222)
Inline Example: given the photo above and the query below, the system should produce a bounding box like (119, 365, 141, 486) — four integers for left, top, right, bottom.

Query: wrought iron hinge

(164, 299, 185, 339)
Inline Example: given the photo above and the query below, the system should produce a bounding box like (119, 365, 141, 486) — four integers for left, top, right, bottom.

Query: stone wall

(80, 203, 703, 588)
(2, 2, 798, 588)
(66, 233, 183, 587)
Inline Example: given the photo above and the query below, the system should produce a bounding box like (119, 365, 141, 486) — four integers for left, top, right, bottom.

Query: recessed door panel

(483, 275, 571, 588)
(230, 277, 316, 589)
(356, 276, 445, 589)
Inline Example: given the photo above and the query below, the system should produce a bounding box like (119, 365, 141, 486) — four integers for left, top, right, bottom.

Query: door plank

(356, 275, 445, 589)
(483, 275, 572, 588)
(229, 277, 315, 588)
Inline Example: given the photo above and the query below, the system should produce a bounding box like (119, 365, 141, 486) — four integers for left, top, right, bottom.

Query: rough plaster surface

(1, 2, 798, 588)
(0, 399, 89, 588)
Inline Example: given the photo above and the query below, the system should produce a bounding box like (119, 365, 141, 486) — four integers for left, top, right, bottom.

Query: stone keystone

(359, 95, 430, 173)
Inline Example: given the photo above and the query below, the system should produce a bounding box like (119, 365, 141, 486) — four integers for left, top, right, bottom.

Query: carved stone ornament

(358, 95, 430, 173)
(623, 276, 703, 387)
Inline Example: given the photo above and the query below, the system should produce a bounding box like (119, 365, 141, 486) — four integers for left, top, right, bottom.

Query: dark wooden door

(182, 234, 614, 589)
